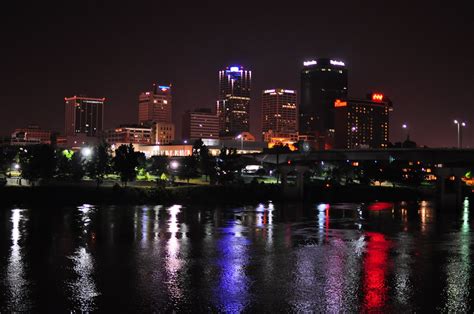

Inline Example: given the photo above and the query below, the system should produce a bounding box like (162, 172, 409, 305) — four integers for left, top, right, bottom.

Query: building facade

(105, 126, 152, 145)
(217, 65, 251, 136)
(334, 93, 392, 149)
(152, 122, 175, 145)
(300, 58, 348, 138)
(11, 125, 52, 146)
(138, 84, 172, 125)
(65, 96, 105, 137)
(182, 108, 219, 141)
(262, 88, 298, 137)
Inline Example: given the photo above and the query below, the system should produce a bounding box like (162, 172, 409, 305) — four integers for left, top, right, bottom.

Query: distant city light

(230, 66, 240, 72)
(303, 60, 317, 66)
(330, 60, 345, 66)
(402, 124, 408, 129)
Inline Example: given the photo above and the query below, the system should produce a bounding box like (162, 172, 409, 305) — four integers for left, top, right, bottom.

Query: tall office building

(334, 93, 392, 149)
(152, 122, 175, 144)
(138, 84, 172, 125)
(182, 108, 219, 141)
(262, 88, 298, 135)
(65, 96, 105, 137)
(217, 65, 251, 136)
(300, 58, 348, 137)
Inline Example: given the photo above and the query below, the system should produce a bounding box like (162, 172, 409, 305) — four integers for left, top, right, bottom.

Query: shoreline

(0, 184, 426, 207)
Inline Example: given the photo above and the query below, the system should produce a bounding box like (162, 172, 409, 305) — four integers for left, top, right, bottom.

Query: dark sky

(1, 1, 473, 147)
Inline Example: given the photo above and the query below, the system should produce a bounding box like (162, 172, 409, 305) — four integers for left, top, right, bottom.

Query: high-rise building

(334, 93, 392, 149)
(182, 108, 219, 141)
(138, 84, 172, 125)
(65, 96, 105, 137)
(217, 65, 251, 136)
(262, 88, 298, 136)
(105, 125, 152, 145)
(152, 122, 175, 145)
(300, 58, 348, 137)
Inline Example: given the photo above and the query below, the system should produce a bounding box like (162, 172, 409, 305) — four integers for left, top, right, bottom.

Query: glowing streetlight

(454, 120, 467, 148)
(13, 163, 20, 170)
(170, 160, 179, 170)
(81, 147, 93, 157)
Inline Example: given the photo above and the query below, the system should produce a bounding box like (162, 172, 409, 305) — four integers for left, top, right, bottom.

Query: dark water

(0, 199, 473, 312)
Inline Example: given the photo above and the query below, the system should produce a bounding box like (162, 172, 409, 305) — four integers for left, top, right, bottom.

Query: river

(0, 200, 473, 312)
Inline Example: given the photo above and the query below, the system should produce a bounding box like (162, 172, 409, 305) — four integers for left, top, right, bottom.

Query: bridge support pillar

(434, 167, 467, 210)
(279, 165, 309, 199)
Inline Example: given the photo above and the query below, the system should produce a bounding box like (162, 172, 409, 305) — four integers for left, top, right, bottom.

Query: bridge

(249, 148, 474, 208)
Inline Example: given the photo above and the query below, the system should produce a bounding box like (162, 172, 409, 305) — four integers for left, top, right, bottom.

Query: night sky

(1, 1, 473, 147)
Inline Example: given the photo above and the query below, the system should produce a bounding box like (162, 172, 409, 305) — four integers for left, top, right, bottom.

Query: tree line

(0, 139, 246, 187)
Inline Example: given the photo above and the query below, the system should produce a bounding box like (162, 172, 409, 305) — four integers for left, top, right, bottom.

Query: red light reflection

(363, 232, 390, 312)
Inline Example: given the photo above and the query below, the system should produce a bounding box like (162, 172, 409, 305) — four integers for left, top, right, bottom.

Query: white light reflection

(68, 204, 99, 311)
(165, 205, 184, 301)
(5, 209, 30, 311)
(442, 197, 471, 312)
(68, 247, 99, 311)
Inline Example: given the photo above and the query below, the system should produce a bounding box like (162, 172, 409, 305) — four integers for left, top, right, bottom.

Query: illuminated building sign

(372, 93, 384, 101)
(158, 85, 170, 92)
(330, 60, 345, 66)
(283, 89, 295, 94)
(303, 60, 317, 66)
(229, 66, 241, 72)
(334, 99, 347, 107)
(264, 89, 275, 94)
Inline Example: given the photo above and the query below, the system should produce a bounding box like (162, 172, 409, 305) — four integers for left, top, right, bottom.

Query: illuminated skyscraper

(64, 96, 105, 137)
(300, 58, 348, 138)
(261, 88, 297, 134)
(217, 65, 251, 136)
(138, 84, 172, 125)
(334, 93, 392, 149)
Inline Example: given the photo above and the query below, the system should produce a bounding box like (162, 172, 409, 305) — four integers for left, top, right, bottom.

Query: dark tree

(178, 156, 199, 183)
(86, 143, 112, 187)
(113, 144, 139, 186)
(147, 155, 169, 176)
(19, 144, 57, 185)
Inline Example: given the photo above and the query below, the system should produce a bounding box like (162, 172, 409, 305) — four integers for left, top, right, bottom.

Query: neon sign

(159, 85, 170, 91)
(303, 60, 317, 66)
(372, 93, 384, 101)
(229, 66, 240, 72)
(330, 60, 345, 66)
(334, 99, 347, 107)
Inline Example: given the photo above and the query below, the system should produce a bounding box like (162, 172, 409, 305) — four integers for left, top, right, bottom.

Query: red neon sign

(372, 93, 384, 102)
(334, 99, 347, 107)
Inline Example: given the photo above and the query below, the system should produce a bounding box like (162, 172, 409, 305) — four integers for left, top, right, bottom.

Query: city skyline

(1, 1, 473, 147)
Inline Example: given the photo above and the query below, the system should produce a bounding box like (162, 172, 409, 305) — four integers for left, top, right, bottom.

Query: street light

(13, 163, 20, 170)
(170, 160, 179, 170)
(402, 123, 409, 147)
(81, 147, 93, 157)
(236, 134, 243, 151)
(454, 120, 467, 148)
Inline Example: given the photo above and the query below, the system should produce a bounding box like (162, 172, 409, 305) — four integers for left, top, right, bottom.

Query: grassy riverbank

(0, 183, 426, 207)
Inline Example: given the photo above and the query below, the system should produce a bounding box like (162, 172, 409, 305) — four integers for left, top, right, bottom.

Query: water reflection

(165, 205, 185, 303)
(4, 209, 30, 311)
(67, 204, 99, 311)
(362, 232, 390, 312)
(3, 200, 474, 311)
(442, 198, 471, 312)
(215, 217, 250, 313)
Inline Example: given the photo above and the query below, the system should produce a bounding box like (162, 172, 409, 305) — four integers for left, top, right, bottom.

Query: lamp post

(454, 120, 467, 148)
(402, 123, 408, 148)
(236, 134, 243, 151)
